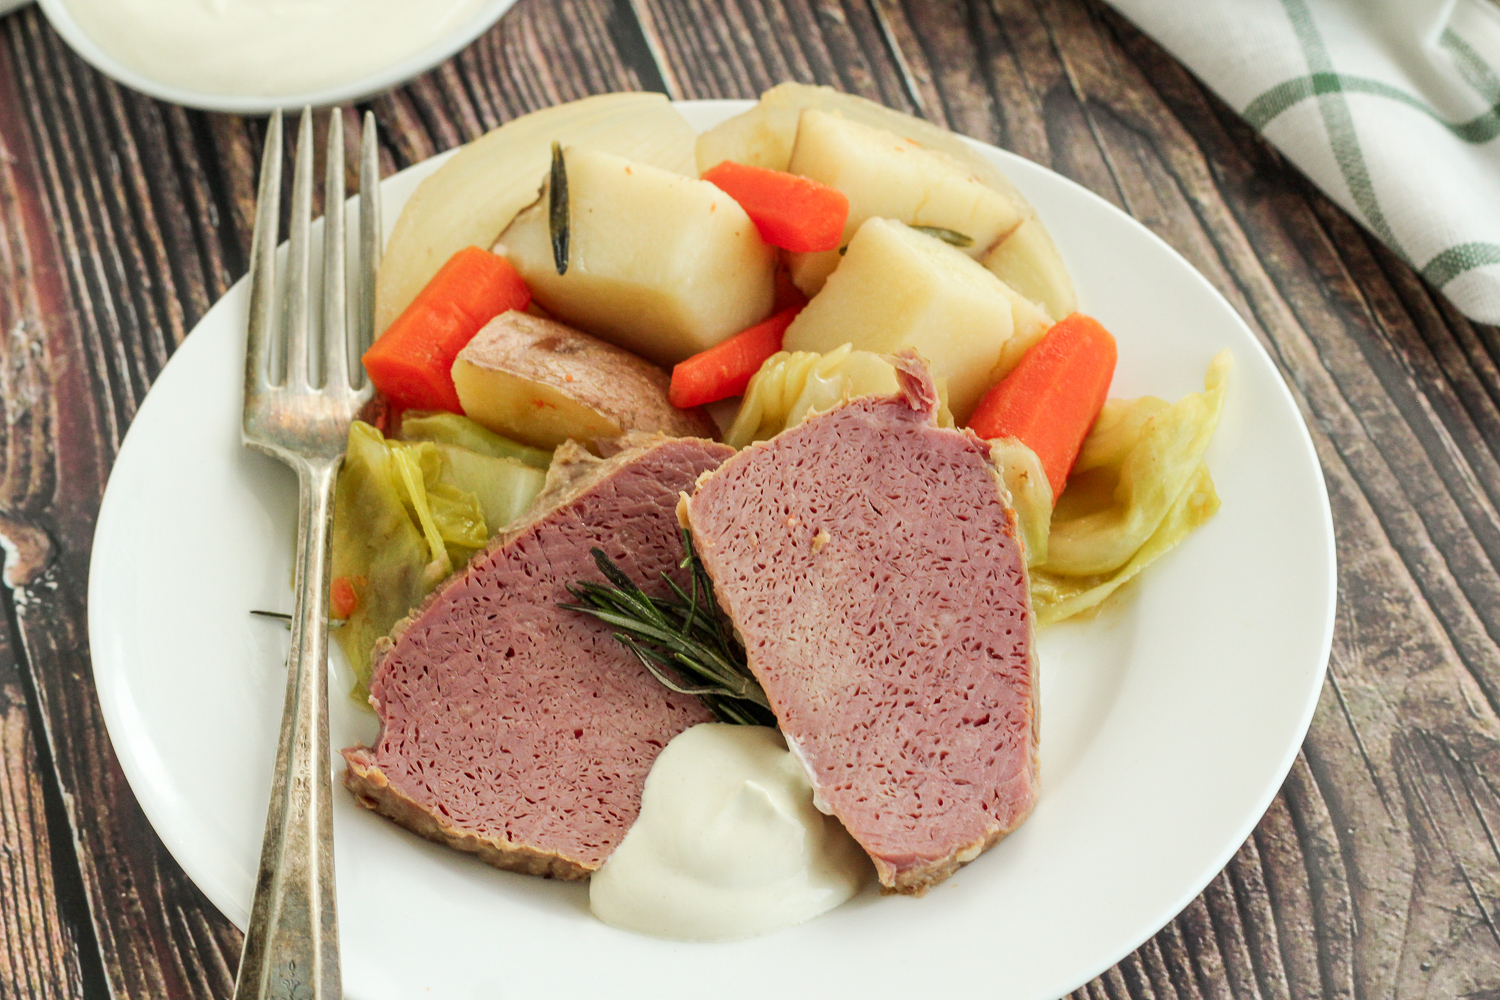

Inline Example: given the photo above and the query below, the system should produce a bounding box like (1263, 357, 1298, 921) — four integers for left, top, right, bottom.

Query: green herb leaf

(549, 141, 569, 276)
(908, 224, 975, 248)
(559, 532, 775, 726)
(250, 609, 345, 629)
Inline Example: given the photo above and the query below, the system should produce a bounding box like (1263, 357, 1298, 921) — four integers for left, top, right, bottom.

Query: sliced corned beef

(684, 356, 1039, 894)
(343, 433, 730, 878)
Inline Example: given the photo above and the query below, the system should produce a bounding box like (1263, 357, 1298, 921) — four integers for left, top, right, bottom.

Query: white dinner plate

(88, 99, 1336, 1000)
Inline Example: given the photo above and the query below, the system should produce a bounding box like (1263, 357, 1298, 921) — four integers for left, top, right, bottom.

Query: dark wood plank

(0, 13, 249, 997)
(0, 23, 99, 1000)
(0, 1, 657, 996)
(0, 610, 85, 999)
(634, 0, 919, 109)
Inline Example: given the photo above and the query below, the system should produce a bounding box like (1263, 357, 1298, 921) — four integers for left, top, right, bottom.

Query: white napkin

(1108, 0, 1500, 325)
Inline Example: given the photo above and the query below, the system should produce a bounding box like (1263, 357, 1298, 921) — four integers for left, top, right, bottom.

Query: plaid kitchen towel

(1109, 0, 1500, 325)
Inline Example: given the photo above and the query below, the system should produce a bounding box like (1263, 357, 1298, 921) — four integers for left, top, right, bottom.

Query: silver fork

(236, 107, 380, 1000)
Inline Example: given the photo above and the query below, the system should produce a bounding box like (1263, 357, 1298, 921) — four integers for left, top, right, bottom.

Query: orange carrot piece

(669, 305, 805, 409)
(362, 247, 531, 412)
(330, 575, 360, 619)
(702, 161, 849, 253)
(966, 313, 1118, 501)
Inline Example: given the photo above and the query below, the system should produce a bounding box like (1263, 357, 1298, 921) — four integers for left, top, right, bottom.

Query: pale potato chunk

(785, 110, 1025, 296)
(991, 279, 1055, 381)
(982, 216, 1078, 323)
(498, 147, 775, 367)
(453, 311, 717, 450)
(377, 93, 697, 333)
(695, 99, 797, 174)
(695, 83, 1032, 213)
(782, 218, 1015, 423)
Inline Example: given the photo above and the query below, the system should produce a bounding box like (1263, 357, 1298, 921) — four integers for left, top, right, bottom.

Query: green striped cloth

(1111, 0, 1500, 325)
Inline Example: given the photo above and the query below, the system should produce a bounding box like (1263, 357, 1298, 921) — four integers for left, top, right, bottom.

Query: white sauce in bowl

(590, 724, 870, 941)
(60, 0, 490, 98)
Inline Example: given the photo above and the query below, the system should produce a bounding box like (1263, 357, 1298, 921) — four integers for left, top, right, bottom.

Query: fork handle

(235, 455, 342, 1000)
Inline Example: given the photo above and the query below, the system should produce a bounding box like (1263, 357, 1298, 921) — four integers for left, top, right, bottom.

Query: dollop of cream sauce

(64, 0, 490, 97)
(590, 723, 869, 941)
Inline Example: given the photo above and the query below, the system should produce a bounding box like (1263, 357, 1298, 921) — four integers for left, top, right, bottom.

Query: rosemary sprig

(548, 141, 569, 275)
(560, 531, 776, 726)
(908, 224, 975, 248)
(249, 609, 345, 629)
(837, 224, 975, 256)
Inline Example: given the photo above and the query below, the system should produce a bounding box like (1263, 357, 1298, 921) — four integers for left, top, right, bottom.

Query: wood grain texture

(1, 0, 1498, 996)
(0, 21, 246, 999)
(0, 1, 656, 995)
(0, 612, 84, 1000)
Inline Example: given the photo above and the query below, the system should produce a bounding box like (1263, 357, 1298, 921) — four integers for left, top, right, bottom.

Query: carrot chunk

(669, 305, 805, 409)
(966, 313, 1117, 501)
(330, 575, 360, 619)
(701, 161, 849, 253)
(362, 247, 531, 412)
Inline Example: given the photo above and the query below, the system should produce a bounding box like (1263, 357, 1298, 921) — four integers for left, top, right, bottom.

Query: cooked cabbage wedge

(398, 410, 553, 469)
(724, 344, 954, 449)
(989, 437, 1052, 567)
(1031, 467, 1220, 626)
(1027, 350, 1231, 625)
(432, 444, 548, 542)
(331, 419, 549, 701)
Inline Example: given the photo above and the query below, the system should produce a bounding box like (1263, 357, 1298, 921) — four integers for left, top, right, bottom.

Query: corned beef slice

(343, 434, 730, 879)
(685, 357, 1039, 894)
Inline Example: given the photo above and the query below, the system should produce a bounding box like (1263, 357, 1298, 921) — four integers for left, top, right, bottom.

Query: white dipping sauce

(63, 0, 490, 97)
(590, 723, 870, 941)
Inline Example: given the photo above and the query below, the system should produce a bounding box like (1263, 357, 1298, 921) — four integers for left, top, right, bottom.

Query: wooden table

(3, 0, 1499, 996)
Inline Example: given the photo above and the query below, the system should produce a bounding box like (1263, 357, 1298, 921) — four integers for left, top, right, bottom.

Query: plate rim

(86, 96, 1337, 999)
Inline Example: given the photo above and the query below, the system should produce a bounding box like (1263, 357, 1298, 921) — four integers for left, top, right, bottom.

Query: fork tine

(284, 109, 316, 388)
(356, 110, 381, 385)
(244, 110, 282, 396)
(322, 114, 347, 391)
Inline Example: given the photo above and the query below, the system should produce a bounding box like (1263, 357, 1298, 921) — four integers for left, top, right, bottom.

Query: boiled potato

(699, 83, 1078, 321)
(991, 279, 1055, 381)
(983, 216, 1078, 323)
(377, 93, 697, 334)
(696, 94, 800, 175)
(785, 110, 1024, 295)
(782, 218, 1015, 423)
(696, 83, 1032, 212)
(452, 311, 717, 450)
(499, 147, 776, 367)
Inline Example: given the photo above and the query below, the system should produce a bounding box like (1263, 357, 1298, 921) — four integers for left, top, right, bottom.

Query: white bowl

(36, 0, 518, 114)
